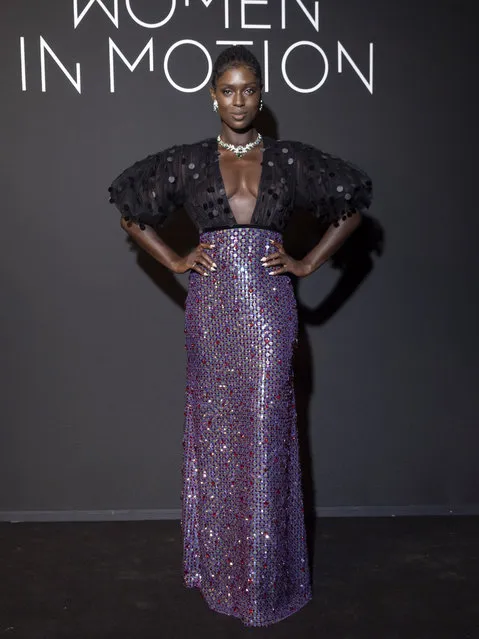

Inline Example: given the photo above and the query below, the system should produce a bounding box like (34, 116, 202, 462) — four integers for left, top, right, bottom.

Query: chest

(217, 148, 262, 196)
(182, 138, 295, 230)
(216, 147, 264, 225)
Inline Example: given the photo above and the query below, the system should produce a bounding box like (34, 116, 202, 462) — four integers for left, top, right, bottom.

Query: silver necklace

(217, 132, 262, 159)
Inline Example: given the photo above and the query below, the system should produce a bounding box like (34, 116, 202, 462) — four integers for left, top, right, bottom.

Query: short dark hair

(211, 45, 263, 90)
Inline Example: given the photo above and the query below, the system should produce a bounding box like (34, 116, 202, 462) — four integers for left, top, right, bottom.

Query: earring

(213, 99, 218, 112)
(259, 98, 263, 111)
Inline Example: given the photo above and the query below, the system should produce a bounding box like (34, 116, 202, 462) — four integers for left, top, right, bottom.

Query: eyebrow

(218, 82, 258, 87)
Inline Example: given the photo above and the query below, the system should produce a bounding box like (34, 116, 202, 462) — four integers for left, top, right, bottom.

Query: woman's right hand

(172, 242, 217, 275)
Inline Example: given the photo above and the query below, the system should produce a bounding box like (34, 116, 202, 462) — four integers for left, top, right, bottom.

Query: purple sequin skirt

(181, 226, 312, 626)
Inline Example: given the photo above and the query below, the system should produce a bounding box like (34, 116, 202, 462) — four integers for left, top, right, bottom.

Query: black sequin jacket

(107, 135, 373, 233)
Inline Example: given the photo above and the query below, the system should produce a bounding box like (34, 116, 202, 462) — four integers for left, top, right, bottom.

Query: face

(210, 64, 261, 130)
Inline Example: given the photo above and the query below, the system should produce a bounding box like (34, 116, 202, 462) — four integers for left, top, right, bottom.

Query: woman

(108, 45, 372, 627)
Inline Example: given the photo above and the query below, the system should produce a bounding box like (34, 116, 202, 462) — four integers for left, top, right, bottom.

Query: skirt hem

(184, 580, 312, 627)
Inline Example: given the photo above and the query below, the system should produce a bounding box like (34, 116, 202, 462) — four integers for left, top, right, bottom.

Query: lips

(232, 112, 247, 117)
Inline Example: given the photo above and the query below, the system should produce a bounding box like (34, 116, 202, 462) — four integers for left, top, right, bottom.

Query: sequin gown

(108, 135, 372, 626)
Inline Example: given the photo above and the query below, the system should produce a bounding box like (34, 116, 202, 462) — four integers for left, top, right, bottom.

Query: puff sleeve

(107, 145, 186, 231)
(293, 143, 373, 227)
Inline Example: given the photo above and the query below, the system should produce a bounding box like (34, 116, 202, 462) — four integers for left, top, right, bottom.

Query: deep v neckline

(211, 135, 270, 226)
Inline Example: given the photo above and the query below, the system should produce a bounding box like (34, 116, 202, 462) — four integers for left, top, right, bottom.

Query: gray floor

(1, 516, 477, 638)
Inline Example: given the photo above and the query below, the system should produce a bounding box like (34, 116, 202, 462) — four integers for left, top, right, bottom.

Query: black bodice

(108, 135, 372, 233)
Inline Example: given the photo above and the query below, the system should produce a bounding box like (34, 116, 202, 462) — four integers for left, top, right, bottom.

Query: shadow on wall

(121, 108, 384, 576)
(288, 208, 384, 576)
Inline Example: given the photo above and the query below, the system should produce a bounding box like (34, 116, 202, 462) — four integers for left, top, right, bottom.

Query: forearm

(301, 212, 362, 275)
(120, 217, 181, 272)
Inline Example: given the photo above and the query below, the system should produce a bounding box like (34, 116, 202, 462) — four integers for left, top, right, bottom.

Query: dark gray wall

(1, 0, 477, 519)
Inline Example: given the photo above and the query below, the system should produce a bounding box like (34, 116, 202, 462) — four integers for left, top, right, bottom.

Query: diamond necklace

(217, 132, 263, 159)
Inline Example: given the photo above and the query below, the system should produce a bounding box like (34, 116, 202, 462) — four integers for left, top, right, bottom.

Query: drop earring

(213, 99, 218, 112)
(259, 98, 263, 111)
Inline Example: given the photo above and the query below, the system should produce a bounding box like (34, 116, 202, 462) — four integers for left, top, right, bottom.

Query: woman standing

(108, 45, 372, 626)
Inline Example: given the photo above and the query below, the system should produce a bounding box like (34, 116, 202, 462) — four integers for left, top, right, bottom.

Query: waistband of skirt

(200, 224, 283, 235)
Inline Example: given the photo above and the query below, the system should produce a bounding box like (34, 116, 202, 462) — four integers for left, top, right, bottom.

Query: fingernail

(260, 256, 266, 262)
(212, 263, 217, 268)
(268, 271, 275, 275)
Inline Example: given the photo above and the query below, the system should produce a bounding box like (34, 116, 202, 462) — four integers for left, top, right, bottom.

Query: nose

(233, 91, 245, 107)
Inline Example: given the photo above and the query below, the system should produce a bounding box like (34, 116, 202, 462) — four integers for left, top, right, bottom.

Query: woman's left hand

(261, 239, 311, 278)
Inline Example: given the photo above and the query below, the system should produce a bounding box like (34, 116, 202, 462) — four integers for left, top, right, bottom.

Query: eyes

(221, 88, 256, 96)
